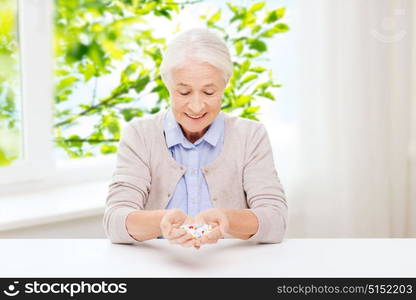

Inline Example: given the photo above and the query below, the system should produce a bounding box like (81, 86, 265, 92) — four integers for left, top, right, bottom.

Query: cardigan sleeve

(103, 121, 151, 244)
(243, 123, 288, 244)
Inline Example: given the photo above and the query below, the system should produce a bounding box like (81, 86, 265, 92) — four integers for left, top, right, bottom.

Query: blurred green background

(0, 0, 20, 166)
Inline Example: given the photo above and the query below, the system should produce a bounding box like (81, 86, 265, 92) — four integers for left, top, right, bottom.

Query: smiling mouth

(185, 113, 207, 120)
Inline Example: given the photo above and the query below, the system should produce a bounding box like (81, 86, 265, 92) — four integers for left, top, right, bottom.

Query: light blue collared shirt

(163, 109, 224, 216)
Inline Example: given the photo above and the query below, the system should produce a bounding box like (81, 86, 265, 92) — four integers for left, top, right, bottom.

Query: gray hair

(160, 28, 233, 87)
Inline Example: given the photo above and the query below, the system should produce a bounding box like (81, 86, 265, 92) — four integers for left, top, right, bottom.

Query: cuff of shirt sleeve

(245, 207, 271, 243)
(111, 207, 140, 244)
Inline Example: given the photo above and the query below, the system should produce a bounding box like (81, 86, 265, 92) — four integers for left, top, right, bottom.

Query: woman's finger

(193, 216, 206, 226)
(166, 228, 186, 241)
(160, 224, 172, 237)
(201, 227, 222, 244)
(161, 210, 186, 231)
(166, 227, 187, 239)
(194, 238, 201, 247)
(170, 231, 194, 245)
(180, 238, 197, 248)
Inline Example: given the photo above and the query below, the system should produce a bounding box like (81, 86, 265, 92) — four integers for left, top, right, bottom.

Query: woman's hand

(194, 208, 229, 247)
(160, 209, 196, 248)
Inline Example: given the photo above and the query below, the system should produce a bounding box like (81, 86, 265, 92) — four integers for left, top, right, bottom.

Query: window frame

(0, 0, 116, 193)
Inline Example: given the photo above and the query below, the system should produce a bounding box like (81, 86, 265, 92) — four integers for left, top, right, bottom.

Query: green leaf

(234, 40, 244, 55)
(100, 144, 117, 154)
(79, 104, 90, 110)
(249, 2, 265, 13)
(240, 106, 260, 120)
(151, 85, 164, 93)
(264, 7, 286, 24)
(107, 118, 120, 134)
(149, 107, 160, 114)
(81, 63, 96, 82)
(0, 148, 16, 166)
(240, 74, 258, 85)
(244, 106, 260, 114)
(240, 60, 251, 74)
(260, 91, 276, 100)
(241, 114, 259, 121)
(66, 43, 88, 63)
(56, 94, 68, 103)
(255, 81, 270, 92)
(250, 66, 266, 73)
(121, 108, 143, 121)
(121, 62, 140, 83)
(88, 131, 104, 145)
(56, 76, 77, 92)
(110, 83, 129, 98)
(274, 23, 290, 32)
(154, 9, 172, 20)
(230, 13, 244, 24)
(67, 135, 82, 148)
(248, 39, 267, 52)
(55, 108, 71, 118)
(251, 25, 261, 35)
(208, 10, 221, 25)
(102, 39, 124, 60)
(260, 23, 290, 37)
(134, 76, 150, 93)
(87, 41, 106, 70)
(111, 96, 135, 105)
(243, 52, 262, 59)
(55, 68, 71, 77)
(226, 3, 238, 14)
(235, 95, 252, 107)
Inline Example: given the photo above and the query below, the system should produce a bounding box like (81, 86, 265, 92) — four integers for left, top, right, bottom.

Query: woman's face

(168, 60, 226, 143)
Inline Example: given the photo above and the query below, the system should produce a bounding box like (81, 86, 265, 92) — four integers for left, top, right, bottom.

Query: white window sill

(0, 155, 117, 195)
(0, 180, 109, 232)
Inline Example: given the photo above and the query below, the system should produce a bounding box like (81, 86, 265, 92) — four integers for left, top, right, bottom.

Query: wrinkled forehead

(171, 62, 225, 88)
(176, 82, 217, 89)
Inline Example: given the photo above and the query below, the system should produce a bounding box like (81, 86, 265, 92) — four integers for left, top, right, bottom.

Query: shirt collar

(163, 108, 224, 149)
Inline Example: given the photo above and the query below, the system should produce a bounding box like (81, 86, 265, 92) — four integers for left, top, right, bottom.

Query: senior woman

(103, 28, 288, 249)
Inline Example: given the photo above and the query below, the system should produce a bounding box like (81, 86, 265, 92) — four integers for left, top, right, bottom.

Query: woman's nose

(188, 97, 205, 114)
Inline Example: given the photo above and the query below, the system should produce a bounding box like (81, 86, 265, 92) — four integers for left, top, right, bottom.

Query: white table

(1, 239, 415, 277)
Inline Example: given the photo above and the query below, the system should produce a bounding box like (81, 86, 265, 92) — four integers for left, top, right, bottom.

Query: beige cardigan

(103, 109, 288, 244)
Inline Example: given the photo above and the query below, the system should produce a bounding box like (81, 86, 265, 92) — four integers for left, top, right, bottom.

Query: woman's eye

(178, 90, 214, 96)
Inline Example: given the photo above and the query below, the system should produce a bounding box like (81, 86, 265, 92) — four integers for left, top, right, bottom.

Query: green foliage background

(0, 0, 289, 165)
(0, 0, 20, 166)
